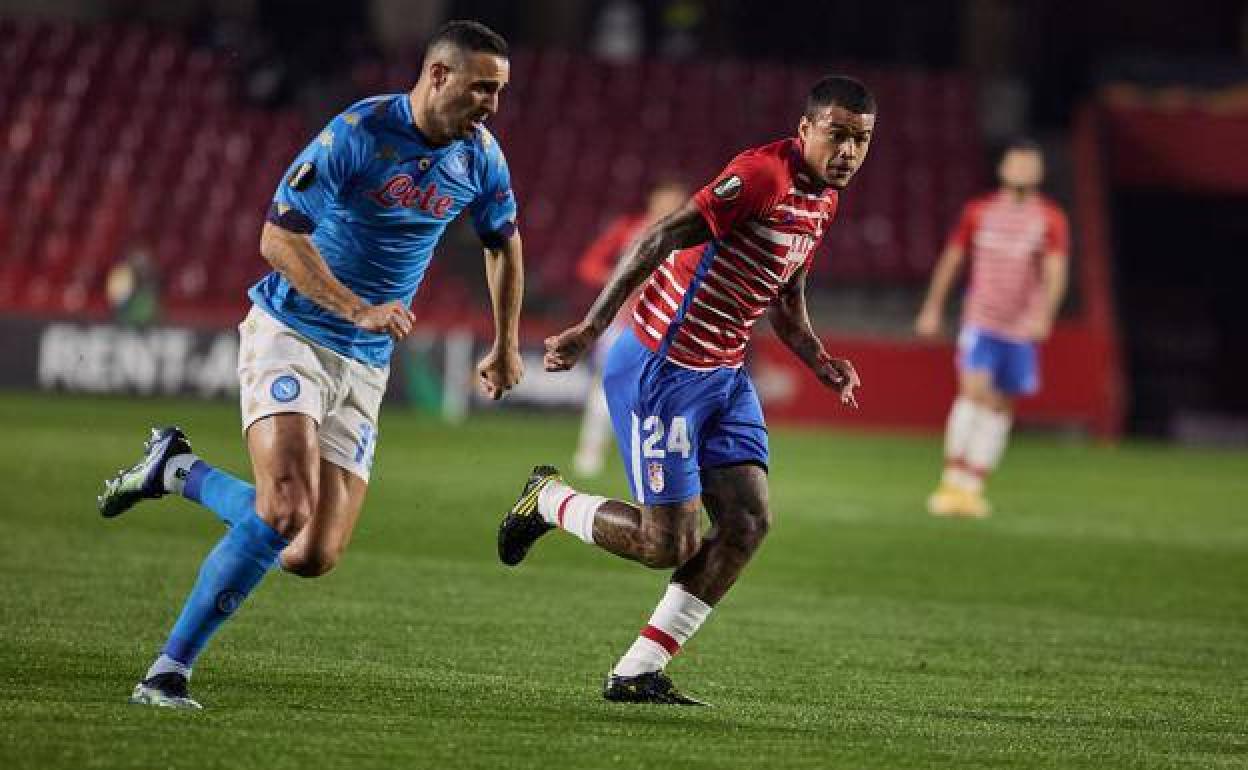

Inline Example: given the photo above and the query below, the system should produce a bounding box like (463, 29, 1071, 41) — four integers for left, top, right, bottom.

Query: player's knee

(259, 478, 316, 540)
(642, 524, 701, 569)
(745, 508, 772, 547)
(728, 506, 771, 551)
(284, 544, 343, 578)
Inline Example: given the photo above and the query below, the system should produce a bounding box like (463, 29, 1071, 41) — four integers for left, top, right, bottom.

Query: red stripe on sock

(640, 624, 681, 656)
(964, 464, 989, 479)
(945, 457, 967, 471)
(556, 493, 576, 528)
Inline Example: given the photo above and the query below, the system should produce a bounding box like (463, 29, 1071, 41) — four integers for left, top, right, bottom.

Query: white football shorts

(237, 305, 387, 482)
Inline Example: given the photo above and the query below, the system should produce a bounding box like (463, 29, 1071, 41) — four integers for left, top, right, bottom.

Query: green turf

(0, 392, 1245, 769)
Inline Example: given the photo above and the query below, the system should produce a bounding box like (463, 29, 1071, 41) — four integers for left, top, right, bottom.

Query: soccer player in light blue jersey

(97, 21, 525, 708)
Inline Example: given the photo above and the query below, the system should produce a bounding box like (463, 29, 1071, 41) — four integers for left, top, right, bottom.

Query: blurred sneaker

(926, 483, 963, 517)
(98, 427, 192, 518)
(129, 672, 202, 710)
(957, 488, 993, 519)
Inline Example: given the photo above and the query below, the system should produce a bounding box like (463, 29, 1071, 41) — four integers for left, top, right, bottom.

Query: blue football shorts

(601, 330, 768, 505)
(957, 325, 1039, 396)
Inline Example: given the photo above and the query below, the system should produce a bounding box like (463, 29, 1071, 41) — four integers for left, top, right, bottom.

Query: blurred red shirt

(946, 191, 1069, 341)
(575, 212, 649, 320)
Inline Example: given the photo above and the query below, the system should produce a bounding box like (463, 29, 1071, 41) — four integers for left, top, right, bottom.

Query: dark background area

(1113, 191, 1248, 435)
(2, 0, 1247, 437)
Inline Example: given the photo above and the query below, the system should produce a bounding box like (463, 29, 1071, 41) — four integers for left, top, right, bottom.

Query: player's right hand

(543, 322, 596, 372)
(815, 352, 861, 409)
(914, 307, 942, 339)
(353, 300, 415, 340)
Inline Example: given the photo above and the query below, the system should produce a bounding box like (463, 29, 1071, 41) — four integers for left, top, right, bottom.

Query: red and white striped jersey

(631, 139, 838, 369)
(948, 190, 1068, 339)
(947, 191, 1070, 341)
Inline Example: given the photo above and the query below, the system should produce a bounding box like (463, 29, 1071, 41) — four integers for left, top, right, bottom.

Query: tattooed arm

(544, 200, 712, 371)
(766, 266, 861, 407)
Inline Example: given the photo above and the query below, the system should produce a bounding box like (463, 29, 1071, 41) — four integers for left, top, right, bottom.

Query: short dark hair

(1002, 136, 1042, 156)
(805, 75, 876, 117)
(429, 20, 509, 58)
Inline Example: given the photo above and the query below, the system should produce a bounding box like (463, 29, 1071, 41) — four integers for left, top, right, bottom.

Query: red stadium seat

(0, 21, 984, 319)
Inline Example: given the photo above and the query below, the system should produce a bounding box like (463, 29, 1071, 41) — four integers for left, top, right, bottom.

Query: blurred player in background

(105, 242, 161, 326)
(915, 138, 1069, 518)
(499, 76, 873, 704)
(572, 178, 688, 477)
(97, 20, 525, 708)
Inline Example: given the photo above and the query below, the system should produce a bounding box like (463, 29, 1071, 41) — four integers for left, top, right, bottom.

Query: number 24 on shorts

(641, 415, 691, 459)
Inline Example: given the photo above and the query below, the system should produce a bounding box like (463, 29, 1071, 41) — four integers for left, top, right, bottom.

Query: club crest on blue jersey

(270, 375, 300, 403)
(444, 149, 469, 179)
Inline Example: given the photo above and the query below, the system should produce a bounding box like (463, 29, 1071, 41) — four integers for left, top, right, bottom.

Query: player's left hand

(543, 322, 596, 372)
(477, 345, 524, 400)
(814, 352, 861, 409)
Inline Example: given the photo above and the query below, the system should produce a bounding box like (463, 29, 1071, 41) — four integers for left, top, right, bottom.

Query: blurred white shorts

(237, 305, 387, 482)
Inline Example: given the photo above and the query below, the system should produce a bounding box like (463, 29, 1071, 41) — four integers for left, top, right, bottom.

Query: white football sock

(573, 382, 611, 477)
(145, 653, 191, 681)
(537, 479, 603, 544)
(613, 584, 713, 677)
(163, 453, 201, 496)
(940, 397, 978, 488)
(964, 407, 1012, 491)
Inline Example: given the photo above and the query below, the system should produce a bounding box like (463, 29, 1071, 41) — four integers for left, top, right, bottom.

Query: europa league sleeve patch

(288, 161, 317, 191)
(712, 174, 742, 200)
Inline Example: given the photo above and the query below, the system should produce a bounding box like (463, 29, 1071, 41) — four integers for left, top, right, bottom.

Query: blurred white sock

(573, 383, 611, 477)
(940, 397, 977, 487)
(145, 653, 191, 681)
(964, 407, 1012, 491)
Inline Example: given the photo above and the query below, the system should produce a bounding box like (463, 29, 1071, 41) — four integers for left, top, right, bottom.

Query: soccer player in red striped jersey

(915, 139, 1070, 518)
(497, 76, 874, 704)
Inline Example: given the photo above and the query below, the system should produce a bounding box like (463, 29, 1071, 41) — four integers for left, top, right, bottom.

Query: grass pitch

(0, 392, 1245, 769)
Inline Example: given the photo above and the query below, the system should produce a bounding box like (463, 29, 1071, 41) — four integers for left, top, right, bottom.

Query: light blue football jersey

(250, 93, 517, 367)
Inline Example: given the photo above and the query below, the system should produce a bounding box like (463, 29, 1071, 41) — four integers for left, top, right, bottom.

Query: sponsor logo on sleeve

(288, 162, 316, 191)
(712, 174, 742, 200)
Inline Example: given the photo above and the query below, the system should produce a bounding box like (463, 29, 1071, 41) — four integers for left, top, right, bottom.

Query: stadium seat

(0, 20, 983, 320)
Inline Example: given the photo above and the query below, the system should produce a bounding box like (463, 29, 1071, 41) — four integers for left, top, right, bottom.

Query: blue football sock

(183, 460, 255, 529)
(160, 510, 288, 668)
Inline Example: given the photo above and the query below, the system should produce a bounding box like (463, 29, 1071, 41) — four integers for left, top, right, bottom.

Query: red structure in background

(0, 20, 303, 319)
(0, 19, 981, 322)
(0, 18, 1126, 437)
